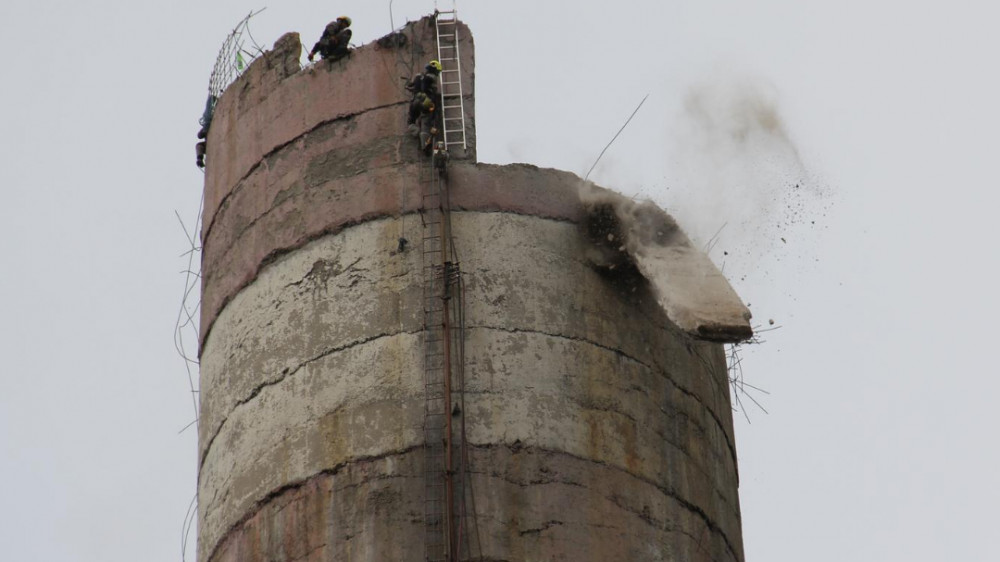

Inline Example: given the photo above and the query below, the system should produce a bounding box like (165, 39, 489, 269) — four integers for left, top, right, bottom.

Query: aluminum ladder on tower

(434, 8, 468, 153)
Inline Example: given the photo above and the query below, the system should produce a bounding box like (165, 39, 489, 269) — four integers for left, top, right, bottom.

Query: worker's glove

(307, 53, 315, 62)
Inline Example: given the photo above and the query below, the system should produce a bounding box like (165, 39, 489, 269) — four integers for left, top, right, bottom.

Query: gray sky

(1, 1, 997, 560)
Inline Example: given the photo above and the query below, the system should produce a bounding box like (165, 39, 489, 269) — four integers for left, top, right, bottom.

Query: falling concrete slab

(581, 185, 753, 343)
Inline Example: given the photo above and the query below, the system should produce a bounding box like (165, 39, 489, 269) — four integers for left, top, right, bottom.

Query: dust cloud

(662, 73, 829, 280)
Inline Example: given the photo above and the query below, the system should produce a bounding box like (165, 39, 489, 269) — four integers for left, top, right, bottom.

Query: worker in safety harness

(433, 141, 449, 176)
(408, 92, 437, 155)
(405, 60, 443, 155)
(195, 94, 217, 169)
(406, 60, 442, 102)
(308, 16, 352, 62)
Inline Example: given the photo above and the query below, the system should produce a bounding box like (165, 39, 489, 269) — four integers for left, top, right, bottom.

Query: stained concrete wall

(199, 16, 744, 562)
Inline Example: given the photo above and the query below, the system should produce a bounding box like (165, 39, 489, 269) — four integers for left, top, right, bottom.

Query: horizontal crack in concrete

(203, 204, 443, 349)
(463, 429, 737, 538)
(466, 324, 740, 475)
(446, 206, 578, 226)
(205, 157, 418, 269)
(471, 442, 742, 562)
(283, 257, 363, 290)
(201, 210, 581, 350)
(606, 488, 733, 560)
(289, 542, 327, 562)
(204, 445, 421, 562)
(199, 329, 421, 471)
(519, 519, 563, 536)
(203, 100, 409, 244)
(200, 212, 412, 349)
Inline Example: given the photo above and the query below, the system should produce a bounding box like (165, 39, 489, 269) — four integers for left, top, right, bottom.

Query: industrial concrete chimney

(198, 15, 748, 562)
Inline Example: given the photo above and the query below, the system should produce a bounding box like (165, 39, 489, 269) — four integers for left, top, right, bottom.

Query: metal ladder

(434, 7, 468, 153)
(420, 158, 452, 562)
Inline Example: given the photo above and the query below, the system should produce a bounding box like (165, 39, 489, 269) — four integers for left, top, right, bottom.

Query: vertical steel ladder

(434, 8, 468, 153)
(420, 158, 451, 562)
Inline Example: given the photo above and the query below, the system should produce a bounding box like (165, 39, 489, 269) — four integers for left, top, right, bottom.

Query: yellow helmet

(337, 16, 352, 27)
(428, 60, 442, 72)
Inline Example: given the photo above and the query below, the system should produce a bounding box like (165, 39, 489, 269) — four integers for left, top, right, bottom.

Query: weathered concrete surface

(200, 159, 587, 349)
(466, 444, 738, 561)
(203, 17, 475, 230)
(208, 446, 738, 562)
(199, 214, 742, 562)
(199, 13, 747, 562)
(207, 451, 424, 562)
(197, 212, 424, 466)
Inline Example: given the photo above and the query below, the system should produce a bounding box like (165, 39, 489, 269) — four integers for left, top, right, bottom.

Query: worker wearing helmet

(404, 60, 444, 154)
(308, 16, 353, 62)
(406, 60, 442, 98)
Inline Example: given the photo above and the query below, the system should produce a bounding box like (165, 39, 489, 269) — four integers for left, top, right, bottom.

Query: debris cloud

(663, 73, 829, 278)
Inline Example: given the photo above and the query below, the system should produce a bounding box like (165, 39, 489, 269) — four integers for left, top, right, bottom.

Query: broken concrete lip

(579, 185, 753, 344)
(696, 322, 755, 343)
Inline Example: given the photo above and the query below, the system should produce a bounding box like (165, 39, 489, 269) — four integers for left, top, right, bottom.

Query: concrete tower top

(199, 16, 750, 351)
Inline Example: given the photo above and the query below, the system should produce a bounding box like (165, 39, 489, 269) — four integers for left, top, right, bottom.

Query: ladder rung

(441, 81, 461, 86)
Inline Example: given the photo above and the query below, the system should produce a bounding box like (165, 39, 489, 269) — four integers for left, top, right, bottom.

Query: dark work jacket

(407, 72, 439, 97)
(311, 22, 351, 57)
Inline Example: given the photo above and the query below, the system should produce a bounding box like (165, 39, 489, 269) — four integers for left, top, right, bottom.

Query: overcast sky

(1, 1, 998, 560)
